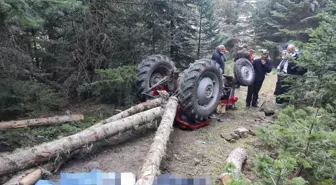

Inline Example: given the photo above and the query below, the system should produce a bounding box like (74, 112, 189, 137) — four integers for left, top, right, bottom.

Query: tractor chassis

(139, 74, 238, 130)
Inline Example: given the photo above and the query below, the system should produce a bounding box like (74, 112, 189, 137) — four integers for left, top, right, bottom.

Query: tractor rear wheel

(178, 59, 223, 122)
(135, 55, 176, 101)
(234, 58, 255, 86)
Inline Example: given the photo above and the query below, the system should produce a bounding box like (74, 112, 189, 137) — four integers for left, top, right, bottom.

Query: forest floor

(44, 72, 278, 184)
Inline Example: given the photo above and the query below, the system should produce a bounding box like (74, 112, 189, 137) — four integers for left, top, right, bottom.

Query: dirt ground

(47, 73, 277, 184)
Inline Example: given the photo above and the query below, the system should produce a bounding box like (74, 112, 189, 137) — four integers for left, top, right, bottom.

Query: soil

(2, 73, 278, 184)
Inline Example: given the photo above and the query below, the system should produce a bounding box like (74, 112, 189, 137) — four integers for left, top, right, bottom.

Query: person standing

(274, 44, 306, 104)
(246, 50, 272, 108)
(212, 45, 227, 73)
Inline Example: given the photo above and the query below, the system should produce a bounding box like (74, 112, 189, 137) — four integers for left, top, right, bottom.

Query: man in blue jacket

(212, 45, 227, 73)
(246, 50, 272, 108)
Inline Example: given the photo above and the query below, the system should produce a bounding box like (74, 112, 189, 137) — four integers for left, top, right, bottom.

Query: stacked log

(1, 95, 169, 185)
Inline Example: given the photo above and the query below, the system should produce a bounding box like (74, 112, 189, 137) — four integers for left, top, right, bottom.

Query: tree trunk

(87, 98, 165, 130)
(77, 98, 165, 154)
(220, 147, 248, 185)
(0, 107, 164, 176)
(135, 96, 178, 185)
(0, 114, 84, 129)
(197, 10, 202, 59)
(4, 168, 41, 185)
(4, 150, 80, 185)
(19, 168, 41, 185)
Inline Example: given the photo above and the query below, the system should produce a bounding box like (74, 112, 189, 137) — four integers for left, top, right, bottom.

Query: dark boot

(252, 104, 259, 108)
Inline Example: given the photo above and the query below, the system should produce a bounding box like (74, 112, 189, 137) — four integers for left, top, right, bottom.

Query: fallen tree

(0, 114, 84, 129)
(87, 97, 165, 130)
(77, 96, 166, 155)
(3, 150, 80, 185)
(4, 168, 42, 185)
(0, 107, 164, 176)
(135, 96, 178, 185)
(220, 147, 248, 185)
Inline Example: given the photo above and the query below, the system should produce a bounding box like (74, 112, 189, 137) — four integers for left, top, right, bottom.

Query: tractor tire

(135, 55, 176, 101)
(234, 58, 255, 86)
(178, 59, 223, 122)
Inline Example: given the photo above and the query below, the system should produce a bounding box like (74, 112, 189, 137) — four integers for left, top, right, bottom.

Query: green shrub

(0, 79, 63, 121)
(78, 65, 137, 106)
(255, 106, 336, 183)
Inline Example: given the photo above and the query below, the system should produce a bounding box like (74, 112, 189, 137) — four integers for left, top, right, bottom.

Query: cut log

(4, 149, 80, 185)
(0, 107, 164, 176)
(3, 168, 41, 185)
(77, 98, 165, 154)
(87, 98, 165, 130)
(0, 114, 84, 129)
(220, 147, 248, 185)
(135, 96, 178, 185)
(18, 168, 42, 185)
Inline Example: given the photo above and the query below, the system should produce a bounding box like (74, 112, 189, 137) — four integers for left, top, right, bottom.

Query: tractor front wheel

(135, 55, 176, 102)
(178, 59, 223, 123)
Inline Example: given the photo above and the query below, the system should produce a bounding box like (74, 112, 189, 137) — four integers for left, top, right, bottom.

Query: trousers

(246, 83, 262, 106)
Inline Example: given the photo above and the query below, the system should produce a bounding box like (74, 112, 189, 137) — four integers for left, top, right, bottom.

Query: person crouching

(246, 51, 272, 108)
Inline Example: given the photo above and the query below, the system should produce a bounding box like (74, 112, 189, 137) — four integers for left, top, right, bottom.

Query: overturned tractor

(135, 55, 255, 130)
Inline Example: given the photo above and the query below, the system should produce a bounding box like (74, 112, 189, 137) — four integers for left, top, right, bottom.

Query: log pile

(1, 91, 178, 185)
(1, 90, 251, 185)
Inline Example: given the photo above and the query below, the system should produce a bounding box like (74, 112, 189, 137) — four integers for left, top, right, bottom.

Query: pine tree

(254, 3, 336, 183)
(196, 0, 223, 59)
(251, 0, 326, 60)
(290, 11, 336, 111)
(167, 0, 198, 67)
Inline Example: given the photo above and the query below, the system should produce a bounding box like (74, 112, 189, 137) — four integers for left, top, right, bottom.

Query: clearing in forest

(47, 71, 277, 183)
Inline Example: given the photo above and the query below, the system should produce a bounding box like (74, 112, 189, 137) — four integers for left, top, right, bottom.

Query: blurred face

(220, 48, 227, 54)
(261, 54, 268, 60)
(287, 46, 295, 53)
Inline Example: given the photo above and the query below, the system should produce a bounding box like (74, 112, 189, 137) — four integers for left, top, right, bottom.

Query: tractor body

(136, 54, 255, 130)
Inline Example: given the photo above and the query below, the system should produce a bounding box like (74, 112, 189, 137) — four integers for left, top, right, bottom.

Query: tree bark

(135, 96, 178, 185)
(0, 114, 84, 129)
(197, 9, 202, 59)
(87, 98, 165, 130)
(77, 98, 165, 154)
(19, 168, 41, 185)
(4, 149, 80, 185)
(220, 147, 248, 185)
(0, 107, 164, 176)
(3, 168, 41, 185)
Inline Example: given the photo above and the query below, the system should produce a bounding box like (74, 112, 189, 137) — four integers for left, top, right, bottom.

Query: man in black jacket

(274, 44, 307, 104)
(246, 51, 272, 108)
(212, 45, 227, 73)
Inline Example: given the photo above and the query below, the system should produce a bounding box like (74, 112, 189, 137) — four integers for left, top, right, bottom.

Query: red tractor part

(138, 85, 168, 104)
(174, 105, 211, 130)
(152, 85, 168, 96)
(220, 96, 238, 105)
